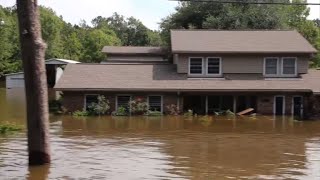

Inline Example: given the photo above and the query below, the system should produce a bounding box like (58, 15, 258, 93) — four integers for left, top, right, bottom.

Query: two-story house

(55, 30, 320, 117)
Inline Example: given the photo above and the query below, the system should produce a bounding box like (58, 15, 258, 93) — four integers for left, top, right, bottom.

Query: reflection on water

(0, 88, 320, 179)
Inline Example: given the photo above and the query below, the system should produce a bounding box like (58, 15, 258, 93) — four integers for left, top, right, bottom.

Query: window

(189, 57, 203, 75)
(282, 57, 296, 75)
(117, 96, 131, 112)
(148, 96, 162, 112)
(207, 57, 221, 75)
(85, 95, 98, 110)
(264, 57, 279, 75)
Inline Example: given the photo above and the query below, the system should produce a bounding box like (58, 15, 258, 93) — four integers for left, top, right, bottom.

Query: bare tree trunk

(16, 0, 51, 165)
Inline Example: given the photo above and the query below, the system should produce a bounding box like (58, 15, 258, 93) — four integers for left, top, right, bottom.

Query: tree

(16, 0, 50, 165)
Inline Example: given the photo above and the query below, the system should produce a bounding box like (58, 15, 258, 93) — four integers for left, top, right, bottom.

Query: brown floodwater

(0, 88, 320, 179)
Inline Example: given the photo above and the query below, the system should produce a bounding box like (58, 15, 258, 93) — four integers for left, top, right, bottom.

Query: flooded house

(54, 30, 320, 117)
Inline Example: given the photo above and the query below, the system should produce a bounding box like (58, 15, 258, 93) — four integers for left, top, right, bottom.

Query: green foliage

(129, 98, 148, 115)
(112, 106, 128, 116)
(72, 110, 89, 117)
(166, 104, 180, 115)
(214, 109, 235, 116)
(145, 110, 162, 116)
(87, 95, 110, 115)
(184, 109, 193, 117)
(0, 122, 22, 134)
(0, 6, 161, 77)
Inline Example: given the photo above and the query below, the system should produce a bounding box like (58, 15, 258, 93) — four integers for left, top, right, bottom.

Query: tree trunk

(16, 0, 51, 165)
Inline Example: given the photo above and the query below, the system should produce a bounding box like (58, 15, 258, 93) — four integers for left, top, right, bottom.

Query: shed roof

(171, 30, 318, 54)
(45, 58, 80, 65)
(102, 46, 166, 55)
(54, 64, 320, 94)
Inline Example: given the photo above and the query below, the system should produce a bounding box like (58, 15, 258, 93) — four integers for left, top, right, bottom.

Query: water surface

(0, 88, 320, 179)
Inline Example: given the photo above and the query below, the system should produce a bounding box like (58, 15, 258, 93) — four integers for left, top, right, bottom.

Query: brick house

(54, 30, 320, 117)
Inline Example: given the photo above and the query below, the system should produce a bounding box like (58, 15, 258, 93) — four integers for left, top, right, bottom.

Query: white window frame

(273, 95, 286, 115)
(116, 95, 132, 112)
(147, 95, 163, 113)
(188, 57, 204, 76)
(281, 57, 297, 77)
(291, 95, 303, 116)
(263, 57, 280, 77)
(84, 94, 99, 111)
(206, 57, 222, 76)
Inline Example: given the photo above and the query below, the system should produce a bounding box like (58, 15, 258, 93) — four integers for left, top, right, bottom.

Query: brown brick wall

(62, 91, 179, 114)
(257, 93, 309, 115)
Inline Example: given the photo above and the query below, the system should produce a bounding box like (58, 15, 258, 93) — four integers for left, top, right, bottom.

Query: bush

(129, 98, 148, 115)
(145, 110, 162, 116)
(73, 110, 89, 117)
(112, 106, 128, 116)
(87, 95, 110, 115)
(166, 104, 180, 115)
(0, 123, 22, 134)
(183, 109, 193, 117)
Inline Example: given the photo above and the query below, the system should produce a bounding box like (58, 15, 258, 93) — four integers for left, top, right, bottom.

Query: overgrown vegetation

(166, 104, 180, 115)
(129, 98, 148, 115)
(112, 106, 128, 116)
(87, 95, 110, 115)
(0, 6, 162, 76)
(0, 122, 22, 134)
(72, 110, 89, 117)
(145, 110, 163, 116)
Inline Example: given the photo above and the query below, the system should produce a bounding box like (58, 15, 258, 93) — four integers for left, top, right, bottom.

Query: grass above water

(0, 122, 22, 134)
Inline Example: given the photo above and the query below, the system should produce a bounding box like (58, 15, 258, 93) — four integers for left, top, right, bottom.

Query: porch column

(233, 96, 237, 113)
(205, 96, 208, 115)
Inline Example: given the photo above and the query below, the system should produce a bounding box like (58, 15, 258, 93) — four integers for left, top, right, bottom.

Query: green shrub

(183, 109, 193, 117)
(73, 110, 89, 117)
(145, 110, 162, 116)
(129, 99, 148, 115)
(0, 123, 22, 134)
(112, 106, 128, 116)
(87, 95, 110, 115)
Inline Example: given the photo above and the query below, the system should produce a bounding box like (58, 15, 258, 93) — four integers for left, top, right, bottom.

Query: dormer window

(282, 57, 297, 75)
(189, 57, 204, 75)
(207, 57, 221, 75)
(264, 57, 297, 77)
(264, 57, 279, 75)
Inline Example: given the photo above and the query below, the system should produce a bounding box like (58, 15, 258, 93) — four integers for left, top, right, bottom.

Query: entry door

(274, 96, 285, 115)
(293, 96, 303, 118)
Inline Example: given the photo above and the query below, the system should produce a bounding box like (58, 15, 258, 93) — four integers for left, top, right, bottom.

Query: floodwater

(0, 88, 320, 180)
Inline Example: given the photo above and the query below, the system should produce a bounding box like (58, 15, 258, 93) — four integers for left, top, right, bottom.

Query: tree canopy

(0, 6, 162, 76)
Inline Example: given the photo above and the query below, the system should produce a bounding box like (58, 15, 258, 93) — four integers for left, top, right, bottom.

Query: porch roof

(54, 64, 320, 94)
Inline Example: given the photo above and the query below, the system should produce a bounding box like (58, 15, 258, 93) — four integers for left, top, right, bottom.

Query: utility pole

(16, 0, 51, 165)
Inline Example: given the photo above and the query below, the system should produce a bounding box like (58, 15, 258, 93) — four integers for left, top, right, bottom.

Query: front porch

(182, 94, 257, 115)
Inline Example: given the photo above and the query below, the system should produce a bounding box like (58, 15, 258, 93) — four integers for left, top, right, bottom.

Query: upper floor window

(189, 57, 203, 75)
(264, 57, 297, 77)
(264, 57, 279, 75)
(207, 57, 221, 75)
(282, 57, 297, 75)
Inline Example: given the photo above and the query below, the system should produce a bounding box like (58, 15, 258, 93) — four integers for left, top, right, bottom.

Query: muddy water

(0, 88, 320, 179)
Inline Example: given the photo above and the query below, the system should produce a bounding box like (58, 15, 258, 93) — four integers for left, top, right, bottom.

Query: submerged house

(55, 30, 320, 117)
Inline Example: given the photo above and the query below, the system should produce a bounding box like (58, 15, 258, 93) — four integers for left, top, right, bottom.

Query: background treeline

(0, 6, 162, 76)
(1, 0, 320, 77)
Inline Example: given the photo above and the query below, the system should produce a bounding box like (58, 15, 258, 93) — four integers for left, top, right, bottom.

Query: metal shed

(5, 58, 80, 89)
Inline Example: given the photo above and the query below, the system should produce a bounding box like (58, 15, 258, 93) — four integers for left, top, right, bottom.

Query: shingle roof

(54, 64, 320, 93)
(171, 30, 318, 54)
(102, 46, 166, 55)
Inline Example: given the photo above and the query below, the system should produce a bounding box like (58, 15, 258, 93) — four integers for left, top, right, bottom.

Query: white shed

(5, 58, 80, 89)
(5, 72, 25, 88)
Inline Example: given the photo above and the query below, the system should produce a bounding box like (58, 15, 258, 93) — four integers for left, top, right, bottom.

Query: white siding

(6, 73, 25, 88)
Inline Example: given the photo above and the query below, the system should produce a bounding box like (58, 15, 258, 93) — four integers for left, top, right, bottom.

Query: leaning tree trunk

(16, 0, 51, 165)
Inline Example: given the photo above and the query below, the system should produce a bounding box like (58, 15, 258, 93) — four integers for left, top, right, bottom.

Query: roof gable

(171, 30, 317, 54)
